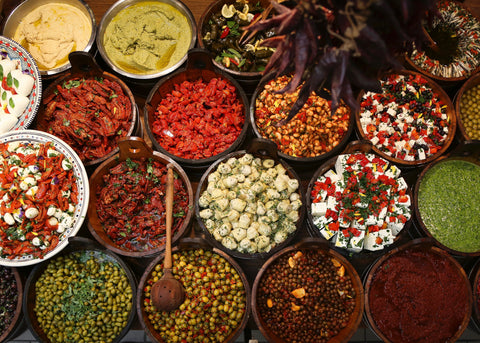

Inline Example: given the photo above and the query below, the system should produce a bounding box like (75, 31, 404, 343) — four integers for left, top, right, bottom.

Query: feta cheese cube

(364, 231, 383, 251)
(311, 202, 327, 217)
(379, 228, 395, 246)
(326, 196, 338, 211)
(324, 169, 340, 183)
(418, 148, 426, 160)
(397, 177, 408, 191)
(378, 206, 388, 220)
(334, 155, 349, 176)
(334, 229, 350, 248)
(348, 229, 366, 252)
(387, 107, 396, 116)
(386, 216, 404, 235)
(370, 136, 380, 145)
(385, 165, 401, 179)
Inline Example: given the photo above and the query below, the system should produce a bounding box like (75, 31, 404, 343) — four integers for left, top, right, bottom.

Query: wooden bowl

(364, 238, 472, 343)
(404, 0, 480, 87)
(137, 237, 251, 343)
(87, 137, 194, 258)
(355, 70, 456, 167)
(195, 137, 305, 260)
(250, 74, 355, 172)
(33, 52, 138, 168)
(468, 256, 480, 333)
(251, 237, 364, 343)
(413, 141, 480, 256)
(0, 266, 23, 343)
(144, 49, 250, 177)
(305, 140, 413, 258)
(454, 72, 480, 141)
(23, 237, 137, 343)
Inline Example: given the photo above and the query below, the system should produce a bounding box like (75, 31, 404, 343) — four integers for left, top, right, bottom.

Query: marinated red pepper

(151, 78, 245, 160)
(42, 77, 134, 162)
(96, 158, 189, 252)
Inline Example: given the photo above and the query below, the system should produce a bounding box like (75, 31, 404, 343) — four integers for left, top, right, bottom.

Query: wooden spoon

(151, 164, 185, 312)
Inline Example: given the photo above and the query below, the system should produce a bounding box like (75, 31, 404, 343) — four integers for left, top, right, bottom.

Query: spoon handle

(164, 164, 174, 269)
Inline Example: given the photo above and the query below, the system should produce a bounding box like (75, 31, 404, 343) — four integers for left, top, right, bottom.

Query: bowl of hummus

(1, 0, 96, 77)
(96, 0, 197, 80)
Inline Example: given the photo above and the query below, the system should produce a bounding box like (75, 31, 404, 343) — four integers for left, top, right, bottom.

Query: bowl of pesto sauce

(414, 142, 480, 255)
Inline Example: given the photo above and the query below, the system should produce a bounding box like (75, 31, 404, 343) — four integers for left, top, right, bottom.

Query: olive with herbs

(255, 249, 357, 343)
(459, 84, 480, 140)
(33, 251, 133, 343)
(143, 248, 247, 342)
(0, 266, 19, 337)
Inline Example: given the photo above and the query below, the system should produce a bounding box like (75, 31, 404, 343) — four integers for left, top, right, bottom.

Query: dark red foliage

(248, 0, 438, 123)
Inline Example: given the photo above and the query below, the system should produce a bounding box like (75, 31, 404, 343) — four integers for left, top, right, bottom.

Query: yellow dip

(13, 3, 92, 70)
(103, 1, 192, 75)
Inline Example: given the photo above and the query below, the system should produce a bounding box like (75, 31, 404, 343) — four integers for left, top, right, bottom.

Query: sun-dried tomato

(151, 78, 245, 160)
(96, 158, 189, 252)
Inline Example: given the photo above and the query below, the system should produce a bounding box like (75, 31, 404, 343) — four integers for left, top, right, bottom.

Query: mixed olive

(33, 251, 133, 343)
(202, 0, 275, 72)
(256, 249, 357, 342)
(143, 249, 247, 342)
(0, 266, 19, 337)
(459, 83, 480, 139)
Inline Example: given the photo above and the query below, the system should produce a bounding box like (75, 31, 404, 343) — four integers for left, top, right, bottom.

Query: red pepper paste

(368, 248, 470, 343)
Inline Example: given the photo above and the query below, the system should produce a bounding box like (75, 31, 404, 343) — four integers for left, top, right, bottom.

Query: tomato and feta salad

(310, 153, 411, 252)
(359, 73, 450, 162)
(0, 141, 78, 259)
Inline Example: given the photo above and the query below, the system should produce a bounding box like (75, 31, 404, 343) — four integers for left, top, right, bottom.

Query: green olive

(33, 251, 133, 343)
(144, 249, 247, 342)
(460, 84, 480, 139)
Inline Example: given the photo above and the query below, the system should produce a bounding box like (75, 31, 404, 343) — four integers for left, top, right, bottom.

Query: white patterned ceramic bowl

(0, 36, 41, 134)
(0, 130, 89, 267)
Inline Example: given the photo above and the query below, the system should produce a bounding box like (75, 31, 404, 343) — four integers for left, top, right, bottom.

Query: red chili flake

(151, 78, 245, 160)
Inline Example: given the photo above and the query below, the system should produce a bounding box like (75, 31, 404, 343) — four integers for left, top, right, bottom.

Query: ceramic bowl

(0, 130, 89, 267)
(0, 36, 41, 134)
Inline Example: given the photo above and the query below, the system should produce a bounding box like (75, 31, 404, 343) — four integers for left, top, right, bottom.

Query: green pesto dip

(418, 159, 480, 253)
(103, 1, 192, 75)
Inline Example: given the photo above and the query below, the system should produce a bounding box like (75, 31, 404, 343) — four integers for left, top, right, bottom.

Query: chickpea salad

(198, 153, 302, 254)
(255, 75, 351, 158)
(0, 141, 79, 260)
(310, 153, 411, 252)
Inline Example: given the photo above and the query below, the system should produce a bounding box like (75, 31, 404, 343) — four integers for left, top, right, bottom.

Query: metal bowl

(0, 36, 41, 134)
(96, 0, 196, 80)
(2, 0, 96, 77)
